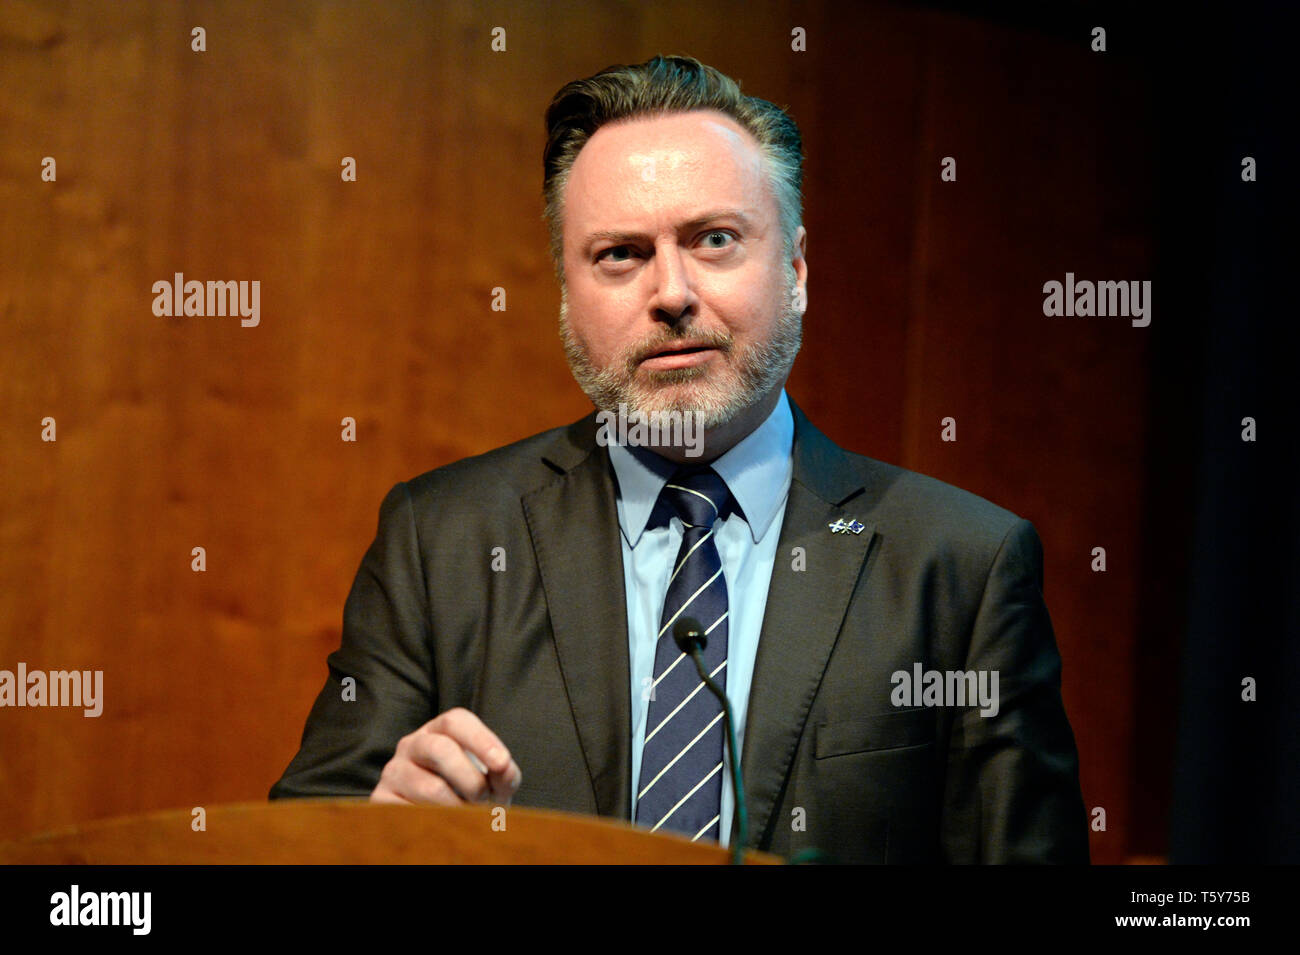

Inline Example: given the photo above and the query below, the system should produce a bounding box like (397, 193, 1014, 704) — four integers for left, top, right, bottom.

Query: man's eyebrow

(583, 209, 756, 249)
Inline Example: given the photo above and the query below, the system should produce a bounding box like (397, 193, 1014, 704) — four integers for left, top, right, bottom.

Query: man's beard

(558, 265, 803, 431)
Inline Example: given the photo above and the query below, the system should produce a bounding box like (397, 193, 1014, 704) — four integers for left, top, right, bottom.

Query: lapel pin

(828, 518, 865, 535)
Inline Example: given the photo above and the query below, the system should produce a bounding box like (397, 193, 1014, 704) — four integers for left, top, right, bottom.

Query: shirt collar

(607, 389, 794, 547)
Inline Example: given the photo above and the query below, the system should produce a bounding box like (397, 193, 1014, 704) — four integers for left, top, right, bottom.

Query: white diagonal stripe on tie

(667, 528, 713, 588)
(650, 762, 724, 832)
(643, 659, 727, 746)
(648, 612, 727, 694)
(658, 567, 724, 638)
(651, 651, 686, 691)
(638, 711, 725, 800)
(691, 815, 721, 842)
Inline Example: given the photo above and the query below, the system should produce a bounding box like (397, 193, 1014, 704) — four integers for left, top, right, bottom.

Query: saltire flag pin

(828, 518, 865, 535)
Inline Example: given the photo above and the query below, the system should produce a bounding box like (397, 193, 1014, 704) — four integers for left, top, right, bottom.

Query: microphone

(672, 616, 749, 865)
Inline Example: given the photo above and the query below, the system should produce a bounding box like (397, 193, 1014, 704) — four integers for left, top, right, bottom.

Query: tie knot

(660, 466, 730, 529)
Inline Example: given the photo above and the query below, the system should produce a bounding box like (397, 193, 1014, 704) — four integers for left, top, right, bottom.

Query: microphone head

(673, 617, 707, 655)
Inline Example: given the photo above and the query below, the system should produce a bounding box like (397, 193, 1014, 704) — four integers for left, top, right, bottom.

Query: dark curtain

(1163, 1, 1298, 863)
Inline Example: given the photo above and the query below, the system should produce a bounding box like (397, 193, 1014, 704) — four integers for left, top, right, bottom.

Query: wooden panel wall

(1, 1, 1158, 862)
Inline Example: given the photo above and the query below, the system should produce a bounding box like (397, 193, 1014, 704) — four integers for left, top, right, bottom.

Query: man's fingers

(486, 758, 522, 804)
(426, 709, 522, 804)
(369, 786, 413, 806)
(459, 750, 519, 805)
(370, 709, 522, 807)
(412, 732, 492, 803)
(431, 708, 513, 777)
(384, 755, 465, 806)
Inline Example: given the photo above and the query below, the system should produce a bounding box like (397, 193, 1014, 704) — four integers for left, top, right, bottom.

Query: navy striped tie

(635, 466, 731, 842)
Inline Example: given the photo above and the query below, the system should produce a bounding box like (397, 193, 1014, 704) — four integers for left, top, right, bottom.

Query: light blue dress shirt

(607, 389, 794, 847)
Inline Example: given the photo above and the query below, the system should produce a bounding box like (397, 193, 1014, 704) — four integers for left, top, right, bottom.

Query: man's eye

(597, 246, 635, 263)
(702, 230, 735, 249)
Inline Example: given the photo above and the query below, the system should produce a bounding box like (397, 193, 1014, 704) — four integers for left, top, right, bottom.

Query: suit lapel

(521, 415, 632, 820)
(740, 400, 876, 847)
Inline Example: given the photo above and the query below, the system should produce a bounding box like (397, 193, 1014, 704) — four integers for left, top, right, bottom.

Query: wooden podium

(0, 801, 781, 864)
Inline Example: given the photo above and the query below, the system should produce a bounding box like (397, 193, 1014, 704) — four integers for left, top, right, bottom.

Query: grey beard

(558, 269, 803, 431)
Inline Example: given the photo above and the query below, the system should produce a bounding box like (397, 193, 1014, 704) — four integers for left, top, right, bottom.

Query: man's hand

(370, 707, 522, 806)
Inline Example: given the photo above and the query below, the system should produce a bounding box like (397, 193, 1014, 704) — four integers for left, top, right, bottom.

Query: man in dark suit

(270, 55, 1089, 863)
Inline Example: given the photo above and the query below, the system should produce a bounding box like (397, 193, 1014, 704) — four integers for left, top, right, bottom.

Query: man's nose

(649, 241, 697, 325)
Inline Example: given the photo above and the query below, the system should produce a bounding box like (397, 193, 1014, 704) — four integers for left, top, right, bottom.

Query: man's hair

(542, 54, 804, 282)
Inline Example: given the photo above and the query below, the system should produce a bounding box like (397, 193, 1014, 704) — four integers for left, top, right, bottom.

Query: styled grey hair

(542, 54, 804, 282)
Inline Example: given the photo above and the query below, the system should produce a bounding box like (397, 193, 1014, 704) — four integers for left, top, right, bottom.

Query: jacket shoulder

(815, 439, 1031, 563)
(400, 416, 595, 506)
(791, 402, 1024, 552)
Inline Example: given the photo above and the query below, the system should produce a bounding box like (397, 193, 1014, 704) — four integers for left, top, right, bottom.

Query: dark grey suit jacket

(270, 400, 1089, 863)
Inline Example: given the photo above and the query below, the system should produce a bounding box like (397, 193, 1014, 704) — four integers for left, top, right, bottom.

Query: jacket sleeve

(269, 481, 437, 799)
(939, 518, 1091, 862)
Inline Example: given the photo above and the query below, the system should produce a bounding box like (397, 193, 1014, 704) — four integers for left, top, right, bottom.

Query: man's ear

(791, 226, 808, 309)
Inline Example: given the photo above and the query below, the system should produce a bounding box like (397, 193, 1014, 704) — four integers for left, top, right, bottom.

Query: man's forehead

(565, 110, 771, 233)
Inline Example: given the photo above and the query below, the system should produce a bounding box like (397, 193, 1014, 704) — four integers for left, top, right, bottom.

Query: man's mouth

(639, 342, 721, 371)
